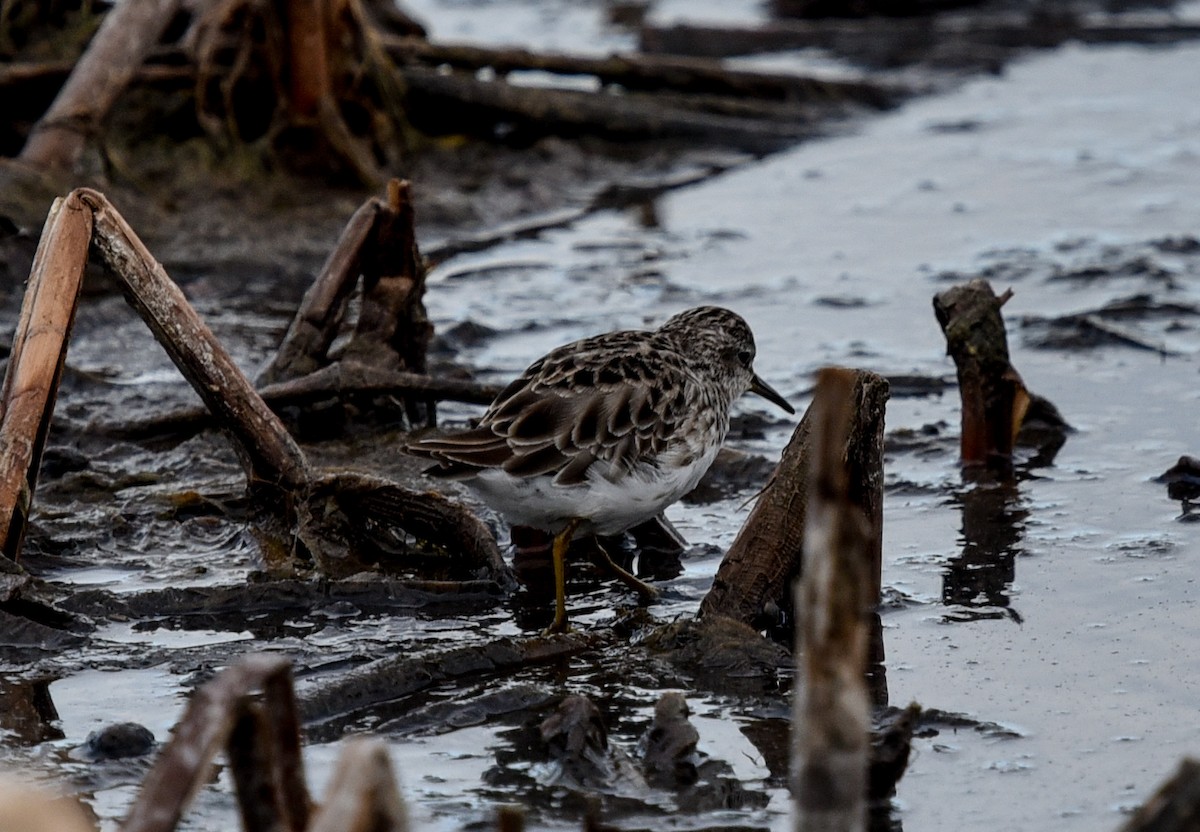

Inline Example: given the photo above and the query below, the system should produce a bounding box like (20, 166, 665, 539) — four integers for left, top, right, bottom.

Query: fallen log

(297, 632, 604, 739)
(640, 13, 1200, 62)
(398, 66, 814, 153)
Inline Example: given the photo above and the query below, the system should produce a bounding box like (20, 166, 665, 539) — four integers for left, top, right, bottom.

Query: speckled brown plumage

(406, 306, 793, 537)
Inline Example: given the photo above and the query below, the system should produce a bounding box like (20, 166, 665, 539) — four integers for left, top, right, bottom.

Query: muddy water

(4, 6, 1200, 832)
(418, 35, 1200, 831)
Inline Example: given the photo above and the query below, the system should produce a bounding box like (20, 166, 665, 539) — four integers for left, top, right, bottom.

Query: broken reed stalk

(121, 655, 304, 832)
(792, 367, 874, 832)
(228, 702, 289, 832)
(77, 188, 312, 492)
(258, 180, 435, 425)
(0, 193, 91, 560)
(700, 369, 888, 633)
(1119, 758, 1200, 832)
(306, 740, 411, 832)
(257, 195, 380, 386)
(343, 179, 435, 425)
(933, 278, 1031, 467)
(18, 0, 181, 171)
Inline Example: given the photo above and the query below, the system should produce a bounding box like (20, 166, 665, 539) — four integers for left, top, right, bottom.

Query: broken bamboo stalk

(0, 193, 91, 560)
(700, 369, 888, 634)
(933, 278, 1030, 467)
(792, 367, 874, 832)
(78, 188, 312, 492)
(18, 0, 181, 171)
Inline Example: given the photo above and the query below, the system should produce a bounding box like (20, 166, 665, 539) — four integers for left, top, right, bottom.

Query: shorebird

(406, 306, 793, 632)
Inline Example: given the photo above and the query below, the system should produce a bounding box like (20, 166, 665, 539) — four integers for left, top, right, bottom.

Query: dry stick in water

(792, 368, 874, 832)
(0, 193, 91, 560)
(258, 180, 434, 423)
(79, 188, 312, 492)
(933, 278, 1030, 467)
(307, 740, 411, 832)
(700, 370, 888, 633)
(121, 655, 301, 832)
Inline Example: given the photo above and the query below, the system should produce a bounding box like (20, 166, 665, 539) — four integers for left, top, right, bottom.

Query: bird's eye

(737, 348, 754, 367)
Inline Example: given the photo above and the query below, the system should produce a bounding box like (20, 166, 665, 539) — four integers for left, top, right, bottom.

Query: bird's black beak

(749, 374, 795, 414)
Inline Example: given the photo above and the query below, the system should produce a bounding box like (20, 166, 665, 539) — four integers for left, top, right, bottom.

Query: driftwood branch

(18, 0, 181, 171)
(398, 65, 812, 153)
(639, 13, 1200, 61)
(700, 369, 888, 635)
(792, 367, 874, 832)
(4, 188, 501, 578)
(89, 364, 501, 441)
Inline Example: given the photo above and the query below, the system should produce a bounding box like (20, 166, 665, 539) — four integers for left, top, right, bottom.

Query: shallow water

(4, 4, 1200, 832)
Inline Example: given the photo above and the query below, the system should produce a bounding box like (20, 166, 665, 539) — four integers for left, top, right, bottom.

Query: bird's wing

(407, 334, 690, 485)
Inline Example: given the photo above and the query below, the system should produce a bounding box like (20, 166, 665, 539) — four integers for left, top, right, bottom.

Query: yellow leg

(593, 541, 660, 601)
(544, 518, 581, 635)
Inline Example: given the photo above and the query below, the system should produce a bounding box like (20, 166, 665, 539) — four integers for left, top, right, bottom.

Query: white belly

(467, 444, 720, 536)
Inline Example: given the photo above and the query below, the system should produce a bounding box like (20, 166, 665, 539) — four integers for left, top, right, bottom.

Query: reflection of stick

(934, 278, 1030, 467)
(792, 368, 872, 832)
(0, 194, 91, 560)
(700, 369, 887, 634)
